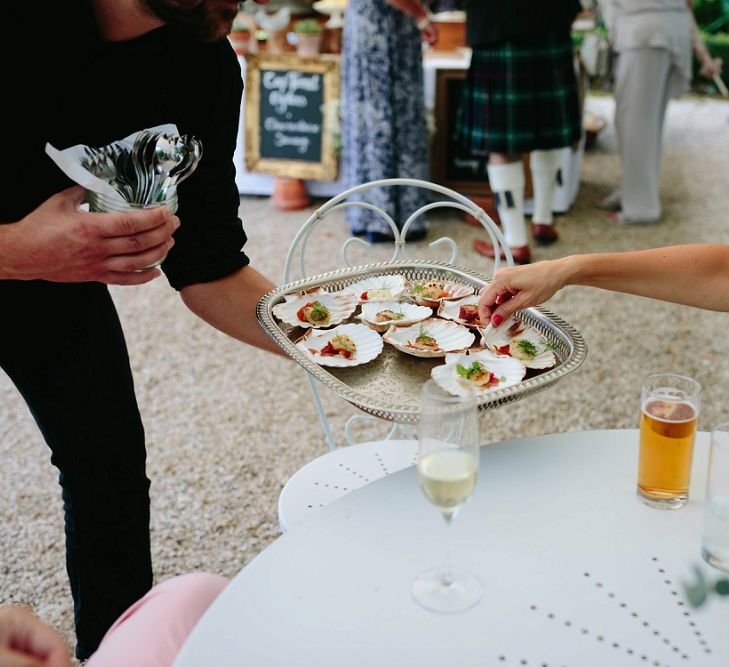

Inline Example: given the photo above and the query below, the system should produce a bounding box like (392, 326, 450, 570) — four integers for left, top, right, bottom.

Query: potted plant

(294, 18, 323, 56)
(229, 14, 253, 55)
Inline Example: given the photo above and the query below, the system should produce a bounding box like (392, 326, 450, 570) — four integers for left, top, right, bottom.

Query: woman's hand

(478, 259, 572, 326)
(420, 22, 437, 46)
(0, 606, 71, 667)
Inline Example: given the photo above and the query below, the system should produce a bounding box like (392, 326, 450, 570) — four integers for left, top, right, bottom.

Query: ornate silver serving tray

(256, 261, 588, 424)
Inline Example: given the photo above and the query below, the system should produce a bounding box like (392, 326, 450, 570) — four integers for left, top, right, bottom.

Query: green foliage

(693, 31, 729, 90)
(294, 18, 322, 34)
(571, 26, 609, 50)
(693, 0, 728, 31)
(231, 15, 251, 33)
(682, 565, 729, 609)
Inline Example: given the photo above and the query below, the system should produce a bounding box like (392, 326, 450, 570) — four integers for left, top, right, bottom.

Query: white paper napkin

(45, 123, 179, 200)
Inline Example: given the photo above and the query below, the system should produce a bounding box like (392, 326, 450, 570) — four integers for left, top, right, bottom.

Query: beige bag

(580, 32, 611, 77)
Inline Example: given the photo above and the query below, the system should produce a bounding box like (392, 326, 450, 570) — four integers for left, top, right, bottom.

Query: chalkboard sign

(245, 54, 340, 181)
(431, 68, 532, 198)
(431, 68, 489, 195)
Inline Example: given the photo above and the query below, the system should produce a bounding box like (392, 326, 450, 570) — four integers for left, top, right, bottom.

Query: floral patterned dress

(341, 0, 430, 241)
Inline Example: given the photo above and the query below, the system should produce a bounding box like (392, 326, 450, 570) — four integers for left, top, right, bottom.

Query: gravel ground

(2, 93, 729, 654)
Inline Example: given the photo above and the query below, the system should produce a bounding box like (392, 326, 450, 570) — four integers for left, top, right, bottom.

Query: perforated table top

(175, 429, 728, 667)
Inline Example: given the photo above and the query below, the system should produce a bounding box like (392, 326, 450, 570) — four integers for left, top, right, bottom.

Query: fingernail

(492, 314, 503, 326)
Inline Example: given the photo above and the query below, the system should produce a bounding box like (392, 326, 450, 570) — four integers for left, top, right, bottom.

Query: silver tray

(256, 260, 588, 424)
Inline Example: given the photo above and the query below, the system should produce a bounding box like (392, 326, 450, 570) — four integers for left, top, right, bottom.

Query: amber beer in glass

(638, 373, 702, 509)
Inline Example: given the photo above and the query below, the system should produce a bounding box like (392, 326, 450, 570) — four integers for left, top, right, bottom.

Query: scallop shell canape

(272, 292, 359, 329)
(382, 317, 475, 358)
(479, 316, 557, 370)
(281, 286, 326, 302)
(408, 279, 474, 308)
(357, 301, 432, 333)
(294, 323, 384, 367)
(431, 349, 526, 397)
(343, 274, 407, 303)
(437, 295, 483, 328)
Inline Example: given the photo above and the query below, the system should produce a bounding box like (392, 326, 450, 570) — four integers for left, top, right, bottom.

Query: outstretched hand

(478, 260, 569, 326)
(0, 606, 71, 667)
(1, 186, 179, 285)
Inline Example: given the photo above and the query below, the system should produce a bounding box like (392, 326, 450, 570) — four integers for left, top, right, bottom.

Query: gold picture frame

(245, 53, 340, 181)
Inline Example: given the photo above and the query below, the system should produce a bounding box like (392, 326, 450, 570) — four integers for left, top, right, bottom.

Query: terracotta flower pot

(296, 32, 322, 57)
(228, 30, 252, 56)
(266, 29, 288, 54)
(271, 177, 311, 211)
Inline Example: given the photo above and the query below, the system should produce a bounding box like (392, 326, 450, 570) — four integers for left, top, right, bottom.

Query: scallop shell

(431, 349, 526, 397)
(344, 274, 406, 303)
(408, 279, 474, 308)
(479, 316, 557, 370)
(282, 287, 326, 302)
(382, 317, 475, 358)
(272, 292, 359, 329)
(437, 295, 483, 328)
(294, 323, 384, 367)
(357, 301, 432, 333)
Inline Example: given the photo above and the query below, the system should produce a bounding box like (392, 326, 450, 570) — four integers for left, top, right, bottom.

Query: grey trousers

(614, 47, 687, 221)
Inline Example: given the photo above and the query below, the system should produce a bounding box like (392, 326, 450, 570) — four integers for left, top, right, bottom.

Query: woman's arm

(386, 0, 429, 20)
(386, 0, 437, 43)
(479, 244, 729, 325)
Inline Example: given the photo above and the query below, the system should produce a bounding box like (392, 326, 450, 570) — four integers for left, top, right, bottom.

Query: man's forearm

(0, 222, 22, 279)
(180, 265, 288, 356)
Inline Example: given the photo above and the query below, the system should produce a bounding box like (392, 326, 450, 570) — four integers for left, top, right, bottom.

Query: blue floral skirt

(341, 0, 430, 240)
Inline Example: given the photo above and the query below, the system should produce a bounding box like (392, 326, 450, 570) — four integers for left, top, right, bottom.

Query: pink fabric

(86, 572, 228, 667)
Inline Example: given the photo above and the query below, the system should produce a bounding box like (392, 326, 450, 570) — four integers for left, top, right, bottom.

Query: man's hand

(0, 606, 71, 667)
(0, 186, 180, 285)
(700, 55, 723, 79)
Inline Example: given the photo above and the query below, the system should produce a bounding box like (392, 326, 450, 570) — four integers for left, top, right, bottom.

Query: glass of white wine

(412, 379, 482, 613)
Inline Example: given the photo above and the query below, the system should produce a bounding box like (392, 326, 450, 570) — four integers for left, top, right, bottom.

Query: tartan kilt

(454, 30, 582, 155)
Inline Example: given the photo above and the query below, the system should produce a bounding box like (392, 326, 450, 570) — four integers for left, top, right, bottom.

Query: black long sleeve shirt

(464, 0, 583, 46)
(1, 2, 249, 289)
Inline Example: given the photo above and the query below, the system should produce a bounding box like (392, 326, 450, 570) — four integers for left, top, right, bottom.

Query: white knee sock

(529, 148, 563, 225)
(487, 161, 527, 247)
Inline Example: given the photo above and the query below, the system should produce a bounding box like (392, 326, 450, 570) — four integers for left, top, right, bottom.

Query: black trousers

(0, 280, 152, 660)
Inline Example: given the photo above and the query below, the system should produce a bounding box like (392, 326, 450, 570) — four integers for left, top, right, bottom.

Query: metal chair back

(281, 177, 511, 450)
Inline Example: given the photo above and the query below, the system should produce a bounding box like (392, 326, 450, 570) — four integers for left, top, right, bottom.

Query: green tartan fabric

(454, 30, 582, 155)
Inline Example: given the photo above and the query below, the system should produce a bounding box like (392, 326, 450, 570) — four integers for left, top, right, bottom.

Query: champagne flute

(412, 379, 482, 613)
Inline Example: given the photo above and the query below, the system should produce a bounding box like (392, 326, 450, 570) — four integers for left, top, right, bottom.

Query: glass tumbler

(87, 189, 178, 271)
(702, 422, 729, 572)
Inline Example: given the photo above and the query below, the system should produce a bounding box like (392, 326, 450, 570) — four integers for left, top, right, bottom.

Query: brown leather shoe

(532, 223, 558, 246)
(473, 239, 531, 264)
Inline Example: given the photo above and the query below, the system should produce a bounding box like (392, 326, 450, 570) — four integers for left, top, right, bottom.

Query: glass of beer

(638, 373, 702, 509)
(412, 379, 482, 613)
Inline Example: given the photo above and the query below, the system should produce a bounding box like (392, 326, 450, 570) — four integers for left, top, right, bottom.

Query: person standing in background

(341, 0, 437, 243)
(455, 0, 583, 264)
(597, 0, 722, 224)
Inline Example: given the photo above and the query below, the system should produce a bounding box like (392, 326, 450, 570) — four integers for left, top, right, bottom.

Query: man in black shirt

(0, 0, 274, 659)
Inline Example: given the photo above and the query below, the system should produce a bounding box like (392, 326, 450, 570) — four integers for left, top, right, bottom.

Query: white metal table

(174, 429, 729, 667)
